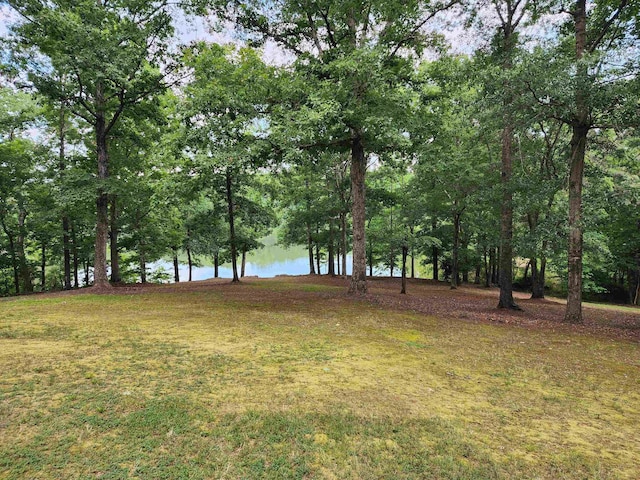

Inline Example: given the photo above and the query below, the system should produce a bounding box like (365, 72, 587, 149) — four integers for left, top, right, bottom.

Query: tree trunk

(451, 211, 460, 289)
(139, 249, 146, 283)
(62, 216, 72, 290)
(71, 223, 79, 288)
(432, 218, 438, 281)
(348, 134, 367, 294)
(84, 259, 90, 287)
(497, 119, 519, 308)
(109, 195, 120, 283)
(531, 257, 547, 299)
(93, 100, 111, 289)
(17, 207, 32, 293)
(410, 226, 415, 280)
(1, 218, 19, 294)
(241, 248, 246, 278)
(496, 15, 519, 310)
(564, 0, 589, 323)
(389, 208, 395, 278)
(565, 125, 587, 321)
(59, 107, 72, 291)
(41, 242, 46, 289)
(401, 243, 408, 294)
(173, 247, 180, 283)
(308, 227, 316, 275)
(187, 244, 193, 282)
(315, 236, 321, 275)
(328, 218, 335, 276)
(523, 260, 530, 283)
(306, 179, 316, 275)
(484, 248, 490, 287)
(340, 212, 347, 277)
(336, 246, 341, 276)
(225, 167, 239, 283)
(474, 263, 481, 285)
(214, 252, 219, 278)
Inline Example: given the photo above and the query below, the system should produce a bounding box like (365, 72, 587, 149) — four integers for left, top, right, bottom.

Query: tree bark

(340, 212, 347, 277)
(349, 133, 367, 294)
(214, 252, 219, 278)
(1, 218, 19, 294)
(59, 106, 72, 291)
(496, 10, 519, 310)
(565, 0, 588, 323)
(484, 248, 490, 287)
(328, 218, 335, 276)
(308, 227, 316, 275)
(109, 195, 120, 283)
(17, 206, 32, 293)
(139, 249, 146, 283)
(531, 257, 547, 299)
(187, 242, 193, 282)
(241, 248, 246, 278)
(173, 247, 180, 283)
(315, 235, 321, 275)
(225, 167, 239, 283)
(432, 218, 439, 281)
(497, 119, 519, 308)
(389, 208, 395, 278)
(401, 243, 408, 294)
(306, 179, 316, 275)
(93, 92, 111, 289)
(410, 225, 415, 279)
(40, 242, 46, 289)
(451, 211, 460, 289)
(72, 223, 79, 288)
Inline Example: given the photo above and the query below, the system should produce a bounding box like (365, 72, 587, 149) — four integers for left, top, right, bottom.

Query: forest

(1, 0, 639, 326)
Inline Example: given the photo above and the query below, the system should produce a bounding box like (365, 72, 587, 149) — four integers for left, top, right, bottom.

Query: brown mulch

(7, 275, 640, 343)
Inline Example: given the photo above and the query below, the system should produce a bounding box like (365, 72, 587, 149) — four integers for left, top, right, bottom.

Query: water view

(152, 237, 354, 281)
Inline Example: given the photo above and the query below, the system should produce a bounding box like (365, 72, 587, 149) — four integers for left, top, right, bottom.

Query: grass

(1, 280, 639, 479)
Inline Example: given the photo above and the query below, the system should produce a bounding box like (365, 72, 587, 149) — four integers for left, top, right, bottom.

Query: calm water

(151, 238, 356, 281)
(155, 255, 354, 281)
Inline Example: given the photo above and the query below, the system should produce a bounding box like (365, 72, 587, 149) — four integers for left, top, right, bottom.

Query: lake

(151, 237, 355, 281)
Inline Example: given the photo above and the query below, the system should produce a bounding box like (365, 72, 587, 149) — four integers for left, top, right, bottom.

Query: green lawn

(1, 280, 639, 479)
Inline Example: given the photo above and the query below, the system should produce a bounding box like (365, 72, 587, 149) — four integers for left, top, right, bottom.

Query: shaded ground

(1, 276, 639, 479)
(32, 274, 640, 342)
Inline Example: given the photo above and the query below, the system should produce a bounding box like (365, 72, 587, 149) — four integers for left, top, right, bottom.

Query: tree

(183, 44, 274, 282)
(524, 0, 640, 321)
(7, 0, 175, 288)
(216, 0, 458, 294)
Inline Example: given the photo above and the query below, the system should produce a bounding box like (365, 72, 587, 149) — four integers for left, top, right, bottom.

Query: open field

(1, 276, 639, 479)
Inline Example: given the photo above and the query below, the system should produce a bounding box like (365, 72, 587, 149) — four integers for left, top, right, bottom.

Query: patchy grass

(1, 279, 639, 479)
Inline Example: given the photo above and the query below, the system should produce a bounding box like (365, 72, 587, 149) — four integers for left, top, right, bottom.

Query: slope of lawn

(1, 278, 639, 479)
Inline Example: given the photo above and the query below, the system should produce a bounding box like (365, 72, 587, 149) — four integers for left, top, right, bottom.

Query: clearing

(1, 276, 639, 479)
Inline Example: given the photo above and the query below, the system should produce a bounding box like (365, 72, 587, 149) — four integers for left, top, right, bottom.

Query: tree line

(0, 0, 639, 324)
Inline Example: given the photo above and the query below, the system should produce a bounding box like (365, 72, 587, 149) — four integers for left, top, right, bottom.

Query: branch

(105, 91, 125, 135)
(587, 0, 629, 53)
(71, 65, 97, 119)
(387, 0, 459, 59)
(306, 11, 324, 55)
(319, 8, 338, 48)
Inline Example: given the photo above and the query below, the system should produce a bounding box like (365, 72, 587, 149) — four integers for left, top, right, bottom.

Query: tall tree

(7, 0, 175, 288)
(216, 0, 458, 294)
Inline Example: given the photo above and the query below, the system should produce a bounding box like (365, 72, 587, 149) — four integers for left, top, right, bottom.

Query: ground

(1, 276, 639, 479)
